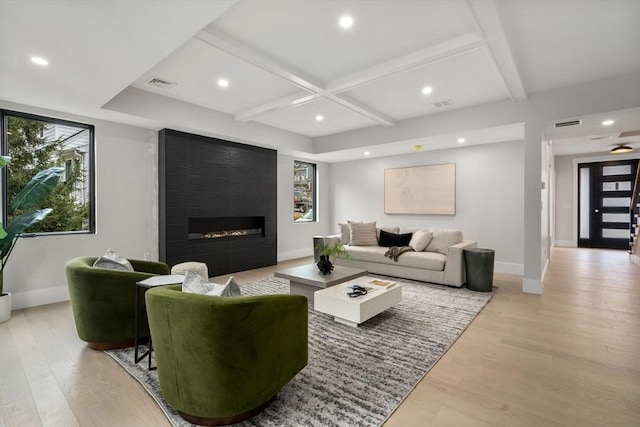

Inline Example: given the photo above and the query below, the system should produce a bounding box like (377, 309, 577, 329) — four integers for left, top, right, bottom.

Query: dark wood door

(578, 159, 639, 250)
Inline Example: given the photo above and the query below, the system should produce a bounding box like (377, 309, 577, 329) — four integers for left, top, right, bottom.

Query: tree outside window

(294, 161, 316, 222)
(1, 110, 94, 234)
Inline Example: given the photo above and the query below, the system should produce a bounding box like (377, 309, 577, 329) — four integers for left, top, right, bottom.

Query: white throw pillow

(93, 249, 134, 271)
(181, 270, 242, 297)
(409, 230, 433, 252)
(348, 220, 378, 246)
(425, 230, 463, 255)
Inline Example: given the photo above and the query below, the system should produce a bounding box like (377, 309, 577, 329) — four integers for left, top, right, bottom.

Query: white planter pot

(0, 293, 11, 323)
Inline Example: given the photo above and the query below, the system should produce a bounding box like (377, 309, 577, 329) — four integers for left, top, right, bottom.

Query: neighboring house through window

(294, 161, 316, 222)
(1, 110, 95, 235)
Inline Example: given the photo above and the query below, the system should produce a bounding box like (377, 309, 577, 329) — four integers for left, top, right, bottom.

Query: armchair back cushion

(65, 256, 170, 349)
(146, 285, 308, 422)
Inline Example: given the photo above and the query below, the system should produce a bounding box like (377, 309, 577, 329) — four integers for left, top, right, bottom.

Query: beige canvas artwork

(384, 163, 456, 215)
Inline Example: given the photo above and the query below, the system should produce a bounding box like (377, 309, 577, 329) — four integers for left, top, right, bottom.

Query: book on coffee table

(368, 279, 396, 288)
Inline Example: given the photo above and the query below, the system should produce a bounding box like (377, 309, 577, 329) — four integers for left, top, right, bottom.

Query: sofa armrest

(443, 240, 478, 286)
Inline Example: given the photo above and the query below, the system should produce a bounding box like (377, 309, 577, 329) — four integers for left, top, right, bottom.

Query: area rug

(106, 276, 492, 426)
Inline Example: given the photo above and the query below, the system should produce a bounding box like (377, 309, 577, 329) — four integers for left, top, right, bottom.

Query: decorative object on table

(106, 275, 492, 427)
(463, 248, 495, 292)
(347, 285, 368, 297)
(0, 156, 64, 323)
(143, 284, 308, 425)
(316, 254, 334, 275)
(65, 256, 170, 349)
(315, 240, 352, 275)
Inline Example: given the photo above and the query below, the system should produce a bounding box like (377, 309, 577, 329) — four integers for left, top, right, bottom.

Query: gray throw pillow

(181, 270, 242, 297)
(425, 230, 463, 254)
(348, 220, 378, 246)
(93, 249, 134, 271)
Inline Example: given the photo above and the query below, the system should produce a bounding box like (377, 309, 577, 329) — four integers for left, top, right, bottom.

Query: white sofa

(319, 224, 477, 287)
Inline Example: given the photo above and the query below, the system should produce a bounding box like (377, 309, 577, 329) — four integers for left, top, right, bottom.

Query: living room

(1, 1, 639, 426)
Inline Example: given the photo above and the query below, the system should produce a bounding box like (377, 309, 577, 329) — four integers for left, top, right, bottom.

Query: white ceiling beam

(468, 0, 528, 101)
(327, 33, 487, 94)
(326, 93, 396, 127)
(195, 27, 325, 94)
(198, 27, 398, 126)
(235, 93, 318, 122)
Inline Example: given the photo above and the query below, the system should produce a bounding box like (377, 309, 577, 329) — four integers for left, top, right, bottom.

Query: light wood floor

(1, 247, 638, 426)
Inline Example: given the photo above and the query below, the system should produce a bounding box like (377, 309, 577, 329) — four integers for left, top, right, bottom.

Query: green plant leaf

(9, 167, 64, 213)
(0, 222, 6, 240)
(0, 209, 52, 259)
(0, 156, 10, 169)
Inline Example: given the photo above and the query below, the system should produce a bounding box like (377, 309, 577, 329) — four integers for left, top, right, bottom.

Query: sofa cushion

(425, 230, 463, 255)
(338, 223, 350, 244)
(378, 230, 413, 247)
(409, 230, 433, 251)
(348, 221, 378, 246)
(345, 245, 446, 271)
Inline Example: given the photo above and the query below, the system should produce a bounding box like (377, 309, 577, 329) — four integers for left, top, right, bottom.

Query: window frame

(293, 160, 317, 223)
(1, 109, 96, 236)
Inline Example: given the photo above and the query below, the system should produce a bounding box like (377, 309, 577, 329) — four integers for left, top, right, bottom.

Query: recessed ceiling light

(457, 137, 466, 144)
(217, 78, 229, 88)
(421, 86, 433, 95)
(364, 151, 370, 156)
(339, 15, 354, 29)
(315, 115, 324, 122)
(31, 56, 48, 66)
(602, 119, 614, 126)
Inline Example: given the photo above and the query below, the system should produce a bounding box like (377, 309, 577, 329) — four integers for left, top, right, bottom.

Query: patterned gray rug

(106, 276, 492, 426)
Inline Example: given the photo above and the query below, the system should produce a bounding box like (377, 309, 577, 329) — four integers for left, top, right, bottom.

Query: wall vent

(432, 99, 454, 108)
(148, 76, 176, 90)
(555, 119, 582, 128)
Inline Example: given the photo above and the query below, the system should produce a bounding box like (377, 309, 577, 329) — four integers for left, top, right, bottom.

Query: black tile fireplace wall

(159, 129, 277, 276)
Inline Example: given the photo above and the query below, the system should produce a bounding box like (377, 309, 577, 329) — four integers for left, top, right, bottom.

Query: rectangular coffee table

(314, 276, 402, 327)
(274, 264, 367, 302)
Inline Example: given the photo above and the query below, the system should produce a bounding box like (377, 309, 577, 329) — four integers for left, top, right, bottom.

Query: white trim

(523, 278, 543, 295)
(494, 262, 523, 275)
(554, 239, 576, 248)
(11, 285, 70, 310)
(278, 249, 313, 263)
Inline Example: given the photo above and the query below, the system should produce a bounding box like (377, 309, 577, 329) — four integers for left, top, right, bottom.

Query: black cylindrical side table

(464, 248, 495, 292)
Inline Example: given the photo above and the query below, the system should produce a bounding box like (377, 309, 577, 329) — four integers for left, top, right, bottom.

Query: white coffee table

(314, 276, 402, 327)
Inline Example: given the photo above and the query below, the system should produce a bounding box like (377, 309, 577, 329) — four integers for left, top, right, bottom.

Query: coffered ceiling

(0, 0, 639, 160)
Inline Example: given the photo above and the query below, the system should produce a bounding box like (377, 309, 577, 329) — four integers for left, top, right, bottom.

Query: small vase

(317, 255, 334, 275)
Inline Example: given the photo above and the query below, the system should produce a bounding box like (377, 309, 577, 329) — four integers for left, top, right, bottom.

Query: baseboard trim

(554, 240, 576, 248)
(11, 285, 70, 310)
(523, 278, 543, 295)
(278, 248, 313, 263)
(494, 262, 523, 275)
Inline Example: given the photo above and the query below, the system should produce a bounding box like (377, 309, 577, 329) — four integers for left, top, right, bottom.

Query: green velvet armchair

(65, 256, 170, 350)
(145, 285, 308, 426)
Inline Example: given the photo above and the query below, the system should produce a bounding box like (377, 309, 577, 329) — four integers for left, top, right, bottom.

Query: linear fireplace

(188, 217, 265, 241)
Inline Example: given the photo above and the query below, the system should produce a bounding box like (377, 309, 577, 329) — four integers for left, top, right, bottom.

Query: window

(293, 161, 316, 222)
(1, 110, 95, 235)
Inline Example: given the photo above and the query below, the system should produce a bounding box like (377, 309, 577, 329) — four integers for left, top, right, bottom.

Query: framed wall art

(384, 163, 456, 215)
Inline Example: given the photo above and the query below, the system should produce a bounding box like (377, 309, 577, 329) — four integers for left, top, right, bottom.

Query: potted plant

(0, 156, 63, 323)
(316, 241, 351, 275)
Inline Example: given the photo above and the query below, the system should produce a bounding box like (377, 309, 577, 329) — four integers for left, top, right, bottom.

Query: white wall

(328, 140, 525, 275)
(1, 101, 159, 310)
